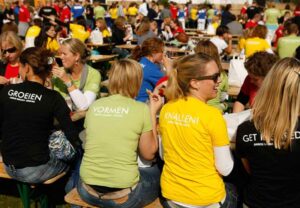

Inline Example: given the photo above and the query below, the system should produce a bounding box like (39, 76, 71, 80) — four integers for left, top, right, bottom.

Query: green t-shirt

(278, 35, 300, 59)
(94, 5, 106, 19)
(265, 8, 281, 25)
(207, 9, 215, 20)
(80, 94, 152, 188)
(207, 72, 228, 112)
(52, 65, 101, 99)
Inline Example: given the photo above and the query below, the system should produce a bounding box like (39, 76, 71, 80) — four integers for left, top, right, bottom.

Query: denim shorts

(77, 164, 161, 208)
(163, 183, 237, 208)
(5, 154, 68, 184)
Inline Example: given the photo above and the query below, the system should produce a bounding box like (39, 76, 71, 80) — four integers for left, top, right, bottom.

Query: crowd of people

(0, 0, 299, 208)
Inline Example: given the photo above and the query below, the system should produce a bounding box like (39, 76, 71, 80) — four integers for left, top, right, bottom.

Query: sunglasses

(1, 47, 17, 54)
(196, 73, 221, 83)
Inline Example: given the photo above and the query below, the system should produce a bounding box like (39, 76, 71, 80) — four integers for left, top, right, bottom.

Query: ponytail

(165, 67, 184, 101)
(164, 54, 215, 101)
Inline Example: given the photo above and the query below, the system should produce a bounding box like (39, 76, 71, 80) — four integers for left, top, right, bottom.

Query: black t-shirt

(111, 25, 126, 45)
(0, 81, 81, 168)
(246, 6, 260, 19)
(236, 120, 300, 208)
(85, 4, 94, 20)
(39, 6, 57, 17)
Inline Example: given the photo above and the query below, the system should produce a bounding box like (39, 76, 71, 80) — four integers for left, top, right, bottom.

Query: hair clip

(58, 37, 72, 44)
(48, 57, 55, 65)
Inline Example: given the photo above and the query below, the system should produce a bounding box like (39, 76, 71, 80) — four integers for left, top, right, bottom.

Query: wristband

(65, 81, 73, 88)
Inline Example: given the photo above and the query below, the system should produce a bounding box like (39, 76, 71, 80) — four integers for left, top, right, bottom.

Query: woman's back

(160, 96, 229, 205)
(0, 81, 75, 167)
(236, 120, 300, 207)
(80, 94, 152, 188)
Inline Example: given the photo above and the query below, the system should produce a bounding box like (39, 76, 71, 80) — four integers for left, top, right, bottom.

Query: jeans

(77, 165, 161, 208)
(5, 155, 68, 184)
(163, 183, 237, 208)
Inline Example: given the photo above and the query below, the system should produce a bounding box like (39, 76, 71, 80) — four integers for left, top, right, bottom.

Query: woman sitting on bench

(77, 59, 162, 207)
(0, 47, 82, 184)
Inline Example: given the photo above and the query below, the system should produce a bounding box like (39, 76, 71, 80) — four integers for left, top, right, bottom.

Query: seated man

(210, 25, 232, 55)
(233, 52, 278, 113)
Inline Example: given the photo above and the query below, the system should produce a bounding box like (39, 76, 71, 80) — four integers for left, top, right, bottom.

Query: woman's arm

(214, 145, 234, 176)
(241, 158, 251, 174)
(138, 91, 162, 160)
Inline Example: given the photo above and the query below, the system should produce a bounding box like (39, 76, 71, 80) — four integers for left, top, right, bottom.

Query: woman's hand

(52, 66, 71, 83)
(0, 76, 9, 85)
(147, 89, 163, 114)
(163, 55, 173, 73)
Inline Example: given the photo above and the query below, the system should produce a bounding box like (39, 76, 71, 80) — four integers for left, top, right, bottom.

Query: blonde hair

(61, 38, 90, 64)
(0, 31, 23, 60)
(252, 58, 300, 149)
(108, 59, 143, 98)
(165, 53, 215, 101)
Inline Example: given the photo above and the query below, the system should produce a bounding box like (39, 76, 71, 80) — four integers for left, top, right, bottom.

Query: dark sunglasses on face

(196, 72, 221, 83)
(1, 47, 17, 54)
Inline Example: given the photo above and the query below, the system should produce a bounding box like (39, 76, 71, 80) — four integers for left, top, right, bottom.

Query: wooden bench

(65, 188, 163, 208)
(0, 162, 67, 208)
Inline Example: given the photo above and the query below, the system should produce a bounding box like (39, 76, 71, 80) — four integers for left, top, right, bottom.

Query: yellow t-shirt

(244, 37, 271, 57)
(212, 22, 219, 30)
(46, 37, 59, 53)
(239, 38, 246, 51)
(159, 96, 229, 206)
(128, 7, 138, 16)
(70, 23, 90, 43)
(190, 8, 198, 20)
(109, 8, 118, 19)
(102, 29, 111, 38)
(25, 25, 41, 38)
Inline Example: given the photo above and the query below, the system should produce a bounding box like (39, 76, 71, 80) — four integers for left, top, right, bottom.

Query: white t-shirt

(210, 37, 228, 54)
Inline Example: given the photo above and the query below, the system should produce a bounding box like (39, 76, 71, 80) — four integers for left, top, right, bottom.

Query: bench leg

(39, 193, 50, 208)
(17, 182, 31, 208)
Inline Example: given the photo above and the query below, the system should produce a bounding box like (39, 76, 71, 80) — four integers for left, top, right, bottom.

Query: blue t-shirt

(71, 5, 84, 19)
(178, 10, 185, 19)
(136, 57, 164, 102)
(198, 9, 206, 19)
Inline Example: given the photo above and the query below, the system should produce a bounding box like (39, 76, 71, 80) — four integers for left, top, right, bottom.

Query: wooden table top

(86, 42, 114, 48)
(116, 44, 137, 50)
(89, 54, 118, 63)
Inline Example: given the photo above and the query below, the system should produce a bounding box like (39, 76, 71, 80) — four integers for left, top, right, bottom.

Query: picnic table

(116, 44, 137, 50)
(89, 54, 118, 63)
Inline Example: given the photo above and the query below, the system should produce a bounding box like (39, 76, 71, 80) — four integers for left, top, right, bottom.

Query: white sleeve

(214, 145, 234, 176)
(266, 48, 274, 54)
(69, 89, 97, 111)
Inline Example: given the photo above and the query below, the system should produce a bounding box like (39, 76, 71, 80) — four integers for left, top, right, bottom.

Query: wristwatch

(65, 81, 73, 88)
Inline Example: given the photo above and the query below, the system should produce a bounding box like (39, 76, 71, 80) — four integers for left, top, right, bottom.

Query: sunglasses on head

(1, 47, 17, 54)
(196, 72, 221, 83)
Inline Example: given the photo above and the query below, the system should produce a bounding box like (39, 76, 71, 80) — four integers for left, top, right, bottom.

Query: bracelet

(65, 81, 73, 88)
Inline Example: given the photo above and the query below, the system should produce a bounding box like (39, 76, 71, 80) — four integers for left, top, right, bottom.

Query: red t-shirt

(5, 64, 19, 79)
(241, 76, 258, 107)
(19, 5, 30, 23)
(245, 20, 258, 29)
(60, 6, 71, 22)
(172, 26, 184, 35)
(241, 6, 247, 15)
(170, 5, 178, 19)
(294, 7, 300, 16)
(273, 25, 284, 48)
